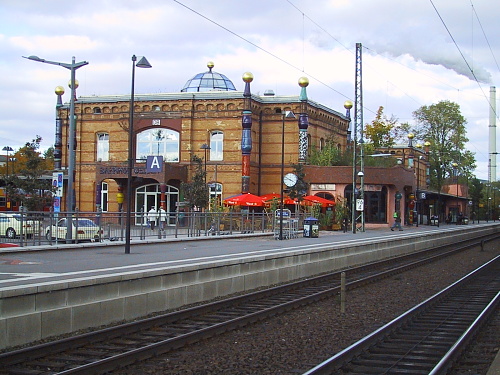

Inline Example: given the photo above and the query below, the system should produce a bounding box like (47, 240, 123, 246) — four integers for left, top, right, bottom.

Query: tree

(4, 136, 54, 211)
(365, 106, 410, 148)
(287, 164, 309, 203)
(411, 100, 476, 193)
(180, 155, 209, 210)
(307, 136, 350, 166)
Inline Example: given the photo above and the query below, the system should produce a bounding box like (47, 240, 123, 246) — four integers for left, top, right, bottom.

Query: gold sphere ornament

(68, 79, 79, 89)
(207, 61, 214, 70)
(55, 86, 65, 95)
(408, 133, 415, 139)
(344, 100, 353, 109)
(424, 141, 431, 147)
(298, 76, 309, 87)
(242, 72, 254, 83)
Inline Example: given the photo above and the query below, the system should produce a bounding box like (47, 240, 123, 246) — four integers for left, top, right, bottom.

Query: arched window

(136, 128, 179, 162)
(210, 131, 223, 161)
(96, 133, 109, 161)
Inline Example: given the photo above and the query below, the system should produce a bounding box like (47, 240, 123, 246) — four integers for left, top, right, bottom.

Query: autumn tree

(4, 136, 55, 211)
(364, 106, 409, 148)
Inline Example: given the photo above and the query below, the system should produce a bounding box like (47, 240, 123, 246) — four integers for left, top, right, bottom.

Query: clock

(283, 173, 298, 187)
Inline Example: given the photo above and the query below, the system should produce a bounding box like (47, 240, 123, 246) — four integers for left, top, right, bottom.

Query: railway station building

(51, 62, 460, 227)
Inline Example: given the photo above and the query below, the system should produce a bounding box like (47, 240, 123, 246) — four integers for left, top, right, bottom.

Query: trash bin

(303, 217, 319, 238)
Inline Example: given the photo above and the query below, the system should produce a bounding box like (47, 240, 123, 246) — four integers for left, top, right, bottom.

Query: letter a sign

(146, 156, 163, 173)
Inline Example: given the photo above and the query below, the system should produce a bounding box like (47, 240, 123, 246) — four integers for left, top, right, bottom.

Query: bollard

(340, 271, 346, 314)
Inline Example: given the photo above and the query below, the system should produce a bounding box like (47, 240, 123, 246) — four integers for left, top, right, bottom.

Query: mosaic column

(298, 77, 309, 164)
(54, 86, 64, 170)
(241, 72, 254, 193)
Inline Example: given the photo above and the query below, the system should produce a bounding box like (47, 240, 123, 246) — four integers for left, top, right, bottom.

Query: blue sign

(146, 156, 163, 173)
(53, 197, 61, 212)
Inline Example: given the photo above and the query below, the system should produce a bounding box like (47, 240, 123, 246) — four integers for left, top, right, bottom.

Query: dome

(181, 61, 237, 92)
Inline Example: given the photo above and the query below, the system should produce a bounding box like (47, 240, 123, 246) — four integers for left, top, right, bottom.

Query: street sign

(356, 198, 364, 211)
(146, 156, 163, 173)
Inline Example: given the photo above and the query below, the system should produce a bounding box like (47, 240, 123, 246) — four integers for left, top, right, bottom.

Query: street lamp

(452, 162, 459, 224)
(200, 143, 211, 183)
(3, 146, 13, 210)
(125, 55, 152, 255)
(23, 55, 88, 242)
(279, 110, 296, 240)
(2, 146, 13, 176)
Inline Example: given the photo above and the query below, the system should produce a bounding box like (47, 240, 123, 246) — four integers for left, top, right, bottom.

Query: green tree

(287, 164, 309, 203)
(4, 136, 54, 211)
(180, 155, 209, 210)
(411, 100, 475, 192)
(307, 136, 350, 166)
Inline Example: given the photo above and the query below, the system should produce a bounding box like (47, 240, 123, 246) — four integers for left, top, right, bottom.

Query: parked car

(45, 218, 101, 242)
(0, 212, 35, 239)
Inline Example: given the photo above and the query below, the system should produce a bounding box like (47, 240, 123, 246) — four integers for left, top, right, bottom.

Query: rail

(0, 210, 308, 246)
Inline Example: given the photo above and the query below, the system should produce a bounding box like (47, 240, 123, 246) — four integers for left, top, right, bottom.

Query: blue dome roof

(181, 62, 236, 92)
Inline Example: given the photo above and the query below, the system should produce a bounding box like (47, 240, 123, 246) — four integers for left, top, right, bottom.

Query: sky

(0, 0, 499, 180)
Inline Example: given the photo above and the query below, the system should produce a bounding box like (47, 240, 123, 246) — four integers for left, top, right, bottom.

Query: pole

(280, 112, 285, 240)
(125, 56, 137, 254)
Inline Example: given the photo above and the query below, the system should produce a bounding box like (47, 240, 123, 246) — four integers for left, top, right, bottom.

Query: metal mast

(353, 42, 365, 232)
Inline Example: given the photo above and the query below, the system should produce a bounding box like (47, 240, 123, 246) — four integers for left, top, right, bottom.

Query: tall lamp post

(23, 55, 88, 242)
(279, 110, 295, 240)
(452, 162, 459, 224)
(200, 143, 211, 183)
(125, 55, 152, 255)
(2, 146, 13, 177)
(3, 146, 13, 210)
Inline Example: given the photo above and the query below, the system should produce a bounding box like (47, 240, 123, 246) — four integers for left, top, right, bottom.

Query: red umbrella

(302, 195, 335, 208)
(260, 193, 297, 205)
(223, 193, 266, 207)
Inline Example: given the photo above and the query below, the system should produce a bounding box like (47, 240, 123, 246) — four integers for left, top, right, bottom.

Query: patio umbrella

(223, 193, 266, 207)
(302, 195, 336, 208)
(260, 193, 297, 205)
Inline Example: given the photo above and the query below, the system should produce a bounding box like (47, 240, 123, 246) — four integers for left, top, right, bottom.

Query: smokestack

(489, 86, 496, 182)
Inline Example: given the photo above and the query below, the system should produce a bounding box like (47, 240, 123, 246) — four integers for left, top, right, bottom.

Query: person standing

(148, 206, 157, 230)
(390, 210, 403, 231)
(158, 207, 167, 231)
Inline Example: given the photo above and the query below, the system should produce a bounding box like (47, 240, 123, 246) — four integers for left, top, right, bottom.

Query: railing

(0, 210, 306, 247)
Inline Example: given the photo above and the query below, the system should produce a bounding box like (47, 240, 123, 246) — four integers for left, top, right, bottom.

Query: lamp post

(125, 55, 152, 255)
(200, 143, 210, 183)
(279, 110, 295, 240)
(23, 55, 88, 242)
(3, 146, 13, 210)
(2, 146, 13, 177)
(452, 162, 459, 224)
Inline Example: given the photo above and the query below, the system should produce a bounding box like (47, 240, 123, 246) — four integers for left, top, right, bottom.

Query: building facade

(55, 63, 350, 221)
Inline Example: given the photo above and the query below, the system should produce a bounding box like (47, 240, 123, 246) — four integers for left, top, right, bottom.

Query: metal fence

(0, 210, 307, 247)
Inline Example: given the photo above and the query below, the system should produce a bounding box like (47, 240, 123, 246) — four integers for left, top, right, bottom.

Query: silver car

(0, 212, 35, 239)
(45, 218, 101, 242)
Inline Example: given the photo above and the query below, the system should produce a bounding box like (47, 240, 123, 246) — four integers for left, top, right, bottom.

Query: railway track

(303, 254, 500, 375)
(0, 236, 495, 375)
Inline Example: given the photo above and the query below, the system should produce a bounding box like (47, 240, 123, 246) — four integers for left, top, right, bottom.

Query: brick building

(53, 62, 450, 227)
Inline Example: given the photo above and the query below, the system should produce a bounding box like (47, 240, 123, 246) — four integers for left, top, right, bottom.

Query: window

(97, 133, 109, 161)
(101, 182, 108, 212)
(210, 131, 223, 161)
(209, 183, 223, 207)
(136, 128, 180, 162)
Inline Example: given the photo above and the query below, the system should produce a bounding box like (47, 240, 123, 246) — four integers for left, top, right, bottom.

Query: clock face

(284, 173, 298, 187)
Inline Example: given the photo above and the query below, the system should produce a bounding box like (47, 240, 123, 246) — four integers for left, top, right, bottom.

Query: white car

(0, 212, 35, 239)
(45, 218, 101, 242)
